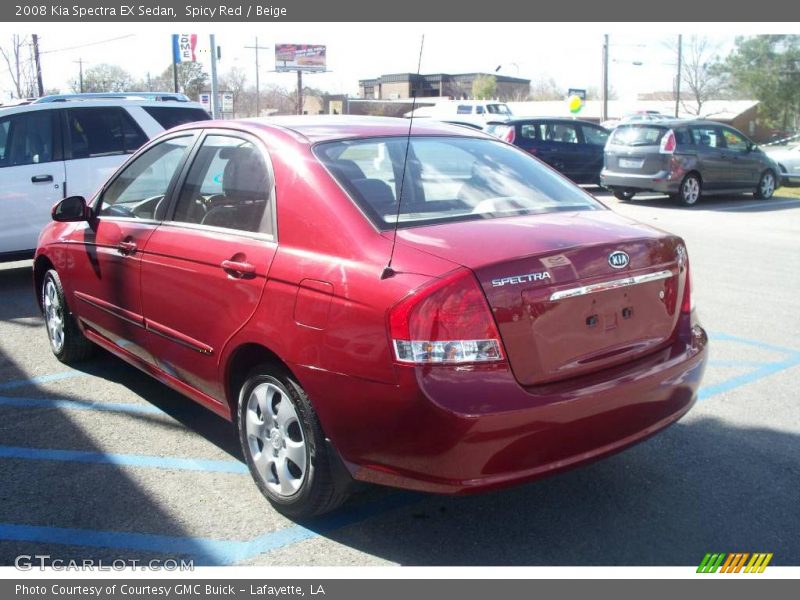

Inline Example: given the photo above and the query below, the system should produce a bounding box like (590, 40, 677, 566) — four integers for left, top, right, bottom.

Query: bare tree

(529, 76, 563, 101)
(1, 35, 36, 99)
(670, 36, 725, 116)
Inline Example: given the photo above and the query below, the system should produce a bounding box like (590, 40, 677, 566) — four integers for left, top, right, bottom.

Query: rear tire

(41, 269, 94, 364)
(754, 170, 776, 199)
(676, 173, 702, 206)
(613, 189, 636, 201)
(237, 364, 350, 518)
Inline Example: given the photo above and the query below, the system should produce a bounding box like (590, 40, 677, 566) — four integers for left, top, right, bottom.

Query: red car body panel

(35, 116, 708, 495)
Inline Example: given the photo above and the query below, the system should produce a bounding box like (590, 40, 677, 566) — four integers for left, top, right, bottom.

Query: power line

(39, 34, 135, 55)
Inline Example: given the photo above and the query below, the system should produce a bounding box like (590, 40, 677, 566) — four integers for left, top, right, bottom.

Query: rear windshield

(143, 106, 211, 130)
(314, 136, 601, 229)
(486, 104, 511, 115)
(609, 125, 668, 147)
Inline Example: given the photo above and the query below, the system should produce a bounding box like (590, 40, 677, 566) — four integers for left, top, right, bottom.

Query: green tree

(714, 35, 800, 130)
(152, 62, 209, 101)
(472, 74, 497, 100)
(71, 63, 134, 93)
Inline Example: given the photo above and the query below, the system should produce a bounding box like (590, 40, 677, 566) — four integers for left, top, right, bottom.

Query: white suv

(0, 98, 210, 260)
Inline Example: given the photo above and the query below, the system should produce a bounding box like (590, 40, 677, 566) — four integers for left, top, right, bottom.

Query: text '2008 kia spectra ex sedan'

(35, 116, 708, 517)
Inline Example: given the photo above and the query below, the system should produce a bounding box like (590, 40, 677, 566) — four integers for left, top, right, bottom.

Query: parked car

(765, 139, 800, 186)
(601, 119, 781, 205)
(0, 97, 210, 262)
(35, 116, 707, 518)
(486, 118, 610, 184)
(412, 100, 513, 128)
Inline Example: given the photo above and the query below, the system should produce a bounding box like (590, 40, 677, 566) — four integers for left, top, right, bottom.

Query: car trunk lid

(388, 210, 686, 385)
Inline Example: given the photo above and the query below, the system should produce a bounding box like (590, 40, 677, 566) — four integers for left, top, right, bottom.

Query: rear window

(609, 125, 668, 147)
(143, 106, 211, 130)
(486, 104, 511, 115)
(315, 136, 601, 229)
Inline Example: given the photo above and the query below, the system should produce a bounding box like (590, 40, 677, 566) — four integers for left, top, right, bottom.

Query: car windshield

(609, 125, 668, 146)
(314, 135, 601, 229)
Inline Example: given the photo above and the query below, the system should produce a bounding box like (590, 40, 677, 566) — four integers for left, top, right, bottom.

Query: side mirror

(51, 196, 90, 222)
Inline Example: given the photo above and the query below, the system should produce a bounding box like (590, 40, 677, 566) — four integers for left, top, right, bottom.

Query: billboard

(275, 44, 326, 72)
(172, 34, 198, 63)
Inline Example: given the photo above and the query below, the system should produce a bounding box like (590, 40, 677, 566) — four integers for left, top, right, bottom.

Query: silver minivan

(601, 119, 781, 206)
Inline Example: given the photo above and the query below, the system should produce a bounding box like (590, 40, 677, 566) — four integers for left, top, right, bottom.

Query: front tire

(676, 174, 702, 206)
(754, 170, 776, 199)
(42, 269, 94, 364)
(237, 365, 349, 518)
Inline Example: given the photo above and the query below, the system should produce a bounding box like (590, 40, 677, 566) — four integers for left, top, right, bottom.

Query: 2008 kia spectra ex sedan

(34, 116, 708, 517)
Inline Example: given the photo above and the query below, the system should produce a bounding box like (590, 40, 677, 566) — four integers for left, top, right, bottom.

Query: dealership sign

(275, 44, 326, 72)
(172, 34, 198, 63)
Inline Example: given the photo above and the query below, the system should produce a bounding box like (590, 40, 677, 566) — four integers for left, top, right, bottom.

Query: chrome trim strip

(549, 270, 674, 301)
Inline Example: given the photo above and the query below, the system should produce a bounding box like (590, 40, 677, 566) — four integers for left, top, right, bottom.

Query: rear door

(539, 121, 584, 180)
(0, 109, 66, 255)
(688, 125, 728, 190)
(140, 132, 277, 402)
(62, 106, 149, 200)
(604, 124, 670, 176)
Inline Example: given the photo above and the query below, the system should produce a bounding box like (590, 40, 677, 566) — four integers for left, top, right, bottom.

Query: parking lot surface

(1, 189, 798, 566)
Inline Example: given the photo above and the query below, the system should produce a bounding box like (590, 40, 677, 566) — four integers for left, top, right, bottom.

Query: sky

(0, 22, 794, 103)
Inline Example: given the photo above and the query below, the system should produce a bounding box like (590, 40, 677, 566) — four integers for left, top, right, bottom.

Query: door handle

(31, 174, 53, 183)
(118, 241, 137, 255)
(221, 259, 256, 278)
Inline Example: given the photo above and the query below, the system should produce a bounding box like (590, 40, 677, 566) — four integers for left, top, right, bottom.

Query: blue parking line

(0, 370, 88, 391)
(708, 331, 800, 358)
(0, 395, 163, 414)
(0, 492, 421, 565)
(0, 446, 248, 474)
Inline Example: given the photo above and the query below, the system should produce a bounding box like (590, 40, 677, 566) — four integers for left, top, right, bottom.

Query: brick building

(358, 72, 530, 101)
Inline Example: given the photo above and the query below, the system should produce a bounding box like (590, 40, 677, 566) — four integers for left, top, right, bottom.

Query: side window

(475, 106, 485, 115)
(520, 124, 539, 140)
(99, 136, 193, 220)
(581, 126, 609, 146)
(691, 126, 723, 149)
(171, 135, 274, 236)
(456, 105, 472, 115)
(542, 123, 579, 143)
(722, 128, 749, 151)
(0, 111, 56, 168)
(66, 107, 148, 160)
(142, 106, 211, 129)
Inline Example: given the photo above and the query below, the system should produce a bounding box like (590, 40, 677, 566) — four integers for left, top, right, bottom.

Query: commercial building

(358, 72, 530, 101)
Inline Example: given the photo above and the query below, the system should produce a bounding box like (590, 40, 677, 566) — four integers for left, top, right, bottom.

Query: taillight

(388, 269, 504, 364)
(681, 254, 692, 314)
(660, 129, 676, 154)
(500, 125, 515, 144)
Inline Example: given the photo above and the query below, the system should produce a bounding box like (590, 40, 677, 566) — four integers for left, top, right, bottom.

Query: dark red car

(34, 117, 708, 517)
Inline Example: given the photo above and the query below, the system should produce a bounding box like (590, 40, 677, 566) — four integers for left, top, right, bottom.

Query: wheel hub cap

(269, 428, 283, 451)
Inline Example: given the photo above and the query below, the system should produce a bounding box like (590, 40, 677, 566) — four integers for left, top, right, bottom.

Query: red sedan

(34, 117, 708, 517)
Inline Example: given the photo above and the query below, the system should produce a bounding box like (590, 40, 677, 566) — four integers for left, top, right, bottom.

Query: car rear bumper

(601, 170, 680, 194)
(295, 317, 708, 494)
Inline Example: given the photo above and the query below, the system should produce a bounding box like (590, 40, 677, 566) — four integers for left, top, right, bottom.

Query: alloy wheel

(43, 279, 65, 353)
(245, 382, 307, 497)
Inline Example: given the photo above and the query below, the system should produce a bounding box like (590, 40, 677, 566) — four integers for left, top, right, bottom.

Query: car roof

(0, 99, 206, 115)
(614, 118, 725, 129)
(493, 117, 605, 126)
(179, 115, 494, 144)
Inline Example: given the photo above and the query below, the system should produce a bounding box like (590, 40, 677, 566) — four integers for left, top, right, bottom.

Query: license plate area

(619, 158, 645, 169)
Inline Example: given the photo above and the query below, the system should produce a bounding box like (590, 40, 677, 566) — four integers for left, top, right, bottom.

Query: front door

(721, 127, 762, 189)
(0, 109, 66, 255)
(140, 133, 278, 403)
(61, 134, 195, 364)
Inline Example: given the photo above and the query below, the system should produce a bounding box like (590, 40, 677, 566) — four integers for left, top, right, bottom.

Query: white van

(413, 100, 513, 127)
(0, 97, 209, 261)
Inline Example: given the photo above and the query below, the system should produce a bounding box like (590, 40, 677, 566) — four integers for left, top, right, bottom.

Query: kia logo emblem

(608, 251, 630, 269)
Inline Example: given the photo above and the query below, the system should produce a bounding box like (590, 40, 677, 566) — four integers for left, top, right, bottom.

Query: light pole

(675, 34, 683, 118)
(601, 35, 609, 122)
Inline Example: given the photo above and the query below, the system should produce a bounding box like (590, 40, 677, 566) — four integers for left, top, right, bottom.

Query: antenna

(381, 34, 425, 280)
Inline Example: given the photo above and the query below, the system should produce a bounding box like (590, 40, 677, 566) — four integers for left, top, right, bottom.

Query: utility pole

(209, 34, 219, 118)
(675, 34, 682, 118)
(31, 34, 44, 97)
(245, 37, 270, 117)
(74, 58, 86, 93)
(297, 70, 303, 115)
(601, 34, 609, 122)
